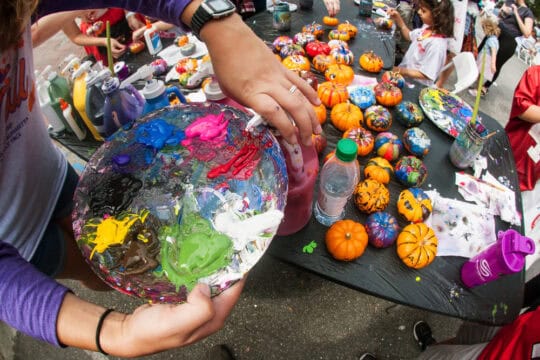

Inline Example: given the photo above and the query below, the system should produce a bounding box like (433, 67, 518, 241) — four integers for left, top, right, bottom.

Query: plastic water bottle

(314, 138, 359, 226)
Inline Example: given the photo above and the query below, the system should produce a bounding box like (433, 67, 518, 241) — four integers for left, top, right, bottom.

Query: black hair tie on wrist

(96, 308, 114, 355)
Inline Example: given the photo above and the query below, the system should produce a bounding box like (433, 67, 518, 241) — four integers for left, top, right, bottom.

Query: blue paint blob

(136, 119, 185, 150)
(113, 154, 131, 166)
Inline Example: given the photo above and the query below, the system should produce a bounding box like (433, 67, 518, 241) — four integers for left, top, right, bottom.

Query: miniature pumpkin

(305, 40, 331, 58)
(349, 87, 376, 110)
(312, 132, 328, 154)
(314, 103, 327, 124)
(343, 126, 374, 156)
(282, 55, 311, 71)
(330, 46, 354, 66)
(176, 34, 189, 47)
(337, 21, 358, 38)
(293, 32, 317, 47)
(397, 188, 432, 223)
(365, 212, 400, 248)
(280, 44, 306, 58)
(396, 223, 438, 269)
(312, 54, 335, 72)
(331, 102, 363, 131)
(354, 179, 390, 214)
(302, 22, 324, 38)
(325, 219, 368, 261)
(318, 81, 349, 108)
(364, 156, 393, 184)
(298, 70, 318, 91)
(381, 70, 405, 89)
(328, 39, 349, 50)
(328, 30, 350, 42)
(374, 17, 394, 30)
(325, 64, 354, 85)
(364, 105, 392, 132)
(395, 101, 424, 128)
(374, 82, 403, 107)
(374, 132, 402, 162)
(175, 57, 198, 74)
(403, 127, 431, 157)
(394, 155, 428, 187)
(322, 16, 339, 26)
(359, 51, 384, 73)
(272, 35, 293, 52)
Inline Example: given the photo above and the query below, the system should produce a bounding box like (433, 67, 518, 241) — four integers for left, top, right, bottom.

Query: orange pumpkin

(312, 54, 335, 73)
(325, 64, 354, 85)
(317, 81, 349, 108)
(359, 51, 384, 73)
(363, 157, 393, 184)
(374, 82, 403, 107)
(354, 179, 390, 214)
(302, 22, 324, 38)
(337, 21, 358, 38)
(322, 16, 339, 26)
(314, 103, 327, 124)
(282, 55, 311, 72)
(330, 46, 354, 66)
(343, 126, 374, 156)
(396, 223, 438, 269)
(176, 35, 189, 46)
(331, 102, 363, 131)
(325, 219, 368, 261)
(328, 30, 350, 42)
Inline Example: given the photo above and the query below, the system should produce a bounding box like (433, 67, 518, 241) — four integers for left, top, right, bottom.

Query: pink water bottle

(461, 229, 535, 288)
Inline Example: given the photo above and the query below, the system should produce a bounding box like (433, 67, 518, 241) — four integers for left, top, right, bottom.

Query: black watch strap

(191, 4, 213, 38)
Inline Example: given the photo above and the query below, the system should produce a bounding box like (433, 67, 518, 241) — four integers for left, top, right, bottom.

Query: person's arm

(387, 8, 411, 41)
(511, 67, 540, 123)
(511, 4, 534, 38)
(31, 10, 81, 47)
(490, 47, 498, 75)
(132, 21, 175, 41)
(124, 10, 146, 30)
(393, 66, 429, 80)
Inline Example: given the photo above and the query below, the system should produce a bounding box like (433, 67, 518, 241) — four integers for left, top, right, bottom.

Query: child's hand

(323, 0, 341, 17)
(132, 27, 145, 41)
(110, 39, 127, 58)
(386, 8, 401, 20)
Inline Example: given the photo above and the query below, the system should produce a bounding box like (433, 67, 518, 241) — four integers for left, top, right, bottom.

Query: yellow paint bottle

(72, 61, 104, 141)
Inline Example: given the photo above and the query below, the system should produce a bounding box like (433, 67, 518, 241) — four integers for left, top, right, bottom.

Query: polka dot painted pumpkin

(374, 132, 402, 162)
(396, 223, 438, 269)
(374, 82, 403, 107)
(381, 70, 405, 89)
(328, 30, 350, 42)
(364, 105, 392, 132)
(365, 212, 400, 248)
(349, 86, 376, 110)
(397, 188, 432, 223)
(325, 64, 355, 85)
(364, 157, 393, 184)
(331, 102, 363, 131)
(331, 46, 354, 66)
(359, 51, 384, 73)
(354, 179, 390, 214)
(337, 21, 358, 38)
(305, 40, 331, 58)
(282, 55, 311, 71)
(395, 156, 428, 187)
(312, 54, 335, 73)
(403, 127, 431, 157)
(325, 220, 368, 261)
(318, 81, 349, 108)
(343, 126, 374, 156)
(395, 101, 424, 128)
(302, 22, 324, 38)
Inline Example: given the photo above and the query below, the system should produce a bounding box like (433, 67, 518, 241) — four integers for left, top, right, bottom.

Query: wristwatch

(191, 0, 237, 38)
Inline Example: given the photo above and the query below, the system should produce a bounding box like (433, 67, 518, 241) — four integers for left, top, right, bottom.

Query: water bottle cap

(499, 229, 536, 272)
(203, 78, 226, 101)
(101, 76, 120, 94)
(335, 138, 358, 162)
(141, 79, 165, 99)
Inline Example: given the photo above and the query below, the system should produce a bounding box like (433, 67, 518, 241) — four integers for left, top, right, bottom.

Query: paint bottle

(276, 130, 319, 235)
(47, 71, 86, 135)
(140, 78, 186, 115)
(102, 76, 145, 137)
(85, 69, 112, 138)
(202, 77, 246, 111)
(143, 20, 163, 55)
(59, 98, 87, 140)
(72, 61, 104, 141)
(35, 68, 66, 134)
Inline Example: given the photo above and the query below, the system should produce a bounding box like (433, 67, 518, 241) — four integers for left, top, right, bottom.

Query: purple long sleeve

(0, 241, 69, 346)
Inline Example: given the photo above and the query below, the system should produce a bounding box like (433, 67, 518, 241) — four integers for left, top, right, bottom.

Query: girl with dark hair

(388, 0, 455, 85)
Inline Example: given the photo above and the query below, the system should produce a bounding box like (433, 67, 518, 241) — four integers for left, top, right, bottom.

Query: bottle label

(475, 258, 493, 281)
(150, 32, 161, 49)
(317, 192, 348, 217)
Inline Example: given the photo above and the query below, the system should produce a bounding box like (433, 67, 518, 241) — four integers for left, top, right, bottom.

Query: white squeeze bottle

(143, 20, 163, 55)
(314, 138, 359, 226)
(59, 98, 87, 140)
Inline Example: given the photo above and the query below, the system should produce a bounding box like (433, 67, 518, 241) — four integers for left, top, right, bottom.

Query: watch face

(205, 0, 235, 14)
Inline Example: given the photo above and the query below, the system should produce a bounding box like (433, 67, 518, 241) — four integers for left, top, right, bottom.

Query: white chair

(438, 52, 479, 94)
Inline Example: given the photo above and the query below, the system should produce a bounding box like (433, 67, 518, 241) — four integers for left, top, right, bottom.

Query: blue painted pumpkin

(365, 212, 400, 248)
(395, 156, 428, 187)
(395, 101, 424, 128)
(349, 86, 376, 110)
(403, 127, 431, 157)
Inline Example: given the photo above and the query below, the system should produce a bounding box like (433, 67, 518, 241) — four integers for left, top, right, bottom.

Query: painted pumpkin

(374, 132, 402, 162)
(312, 54, 335, 73)
(403, 127, 431, 157)
(312, 132, 328, 154)
(396, 223, 438, 269)
(330, 46, 354, 66)
(331, 102, 363, 131)
(374, 17, 394, 30)
(314, 103, 327, 124)
(176, 34, 189, 47)
(293, 32, 317, 47)
(354, 179, 390, 214)
(364, 105, 392, 132)
(374, 82, 403, 107)
(325, 220, 368, 261)
(322, 16, 340, 26)
(328, 39, 349, 50)
(325, 64, 355, 85)
(343, 126, 374, 156)
(349, 87, 376, 110)
(394, 155, 428, 187)
(280, 44, 306, 58)
(318, 81, 349, 108)
(337, 21, 358, 38)
(397, 188, 433, 223)
(381, 70, 405, 89)
(298, 70, 318, 91)
(305, 40, 331, 58)
(365, 212, 400, 248)
(395, 101, 424, 128)
(302, 22, 324, 38)
(364, 156, 393, 184)
(282, 55, 311, 71)
(175, 57, 198, 74)
(272, 35, 293, 52)
(359, 51, 384, 73)
(328, 30, 350, 42)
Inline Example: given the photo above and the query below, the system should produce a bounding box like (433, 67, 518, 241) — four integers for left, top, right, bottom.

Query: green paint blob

(160, 212, 233, 291)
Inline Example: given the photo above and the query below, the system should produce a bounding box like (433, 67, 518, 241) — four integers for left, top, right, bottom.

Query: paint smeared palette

(73, 103, 288, 303)
(418, 88, 475, 138)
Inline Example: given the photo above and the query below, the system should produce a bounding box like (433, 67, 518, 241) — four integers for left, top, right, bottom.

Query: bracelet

(125, 11, 137, 19)
(95, 308, 114, 355)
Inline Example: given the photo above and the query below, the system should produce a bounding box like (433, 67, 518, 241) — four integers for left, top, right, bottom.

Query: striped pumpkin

(396, 223, 438, 269)
(317, 81, 349, 108)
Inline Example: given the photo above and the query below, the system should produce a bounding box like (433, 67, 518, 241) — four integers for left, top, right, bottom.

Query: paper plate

(267, 2, 298, 12)
(418, 87, 474, 138)
(72, 103, 288, 303)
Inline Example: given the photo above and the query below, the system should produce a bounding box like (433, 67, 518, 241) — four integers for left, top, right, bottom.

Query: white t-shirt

(399, 25, 449, 86)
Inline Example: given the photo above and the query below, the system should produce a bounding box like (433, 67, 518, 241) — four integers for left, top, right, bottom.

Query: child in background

(469, 14, 500, 97)
(387, 0, 455, 86)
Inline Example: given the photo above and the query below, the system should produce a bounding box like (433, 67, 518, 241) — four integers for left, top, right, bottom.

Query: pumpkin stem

(345, 232, 351, 239)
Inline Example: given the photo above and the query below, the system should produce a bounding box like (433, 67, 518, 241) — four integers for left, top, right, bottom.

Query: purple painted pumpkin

(365, 212, 400, 248)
